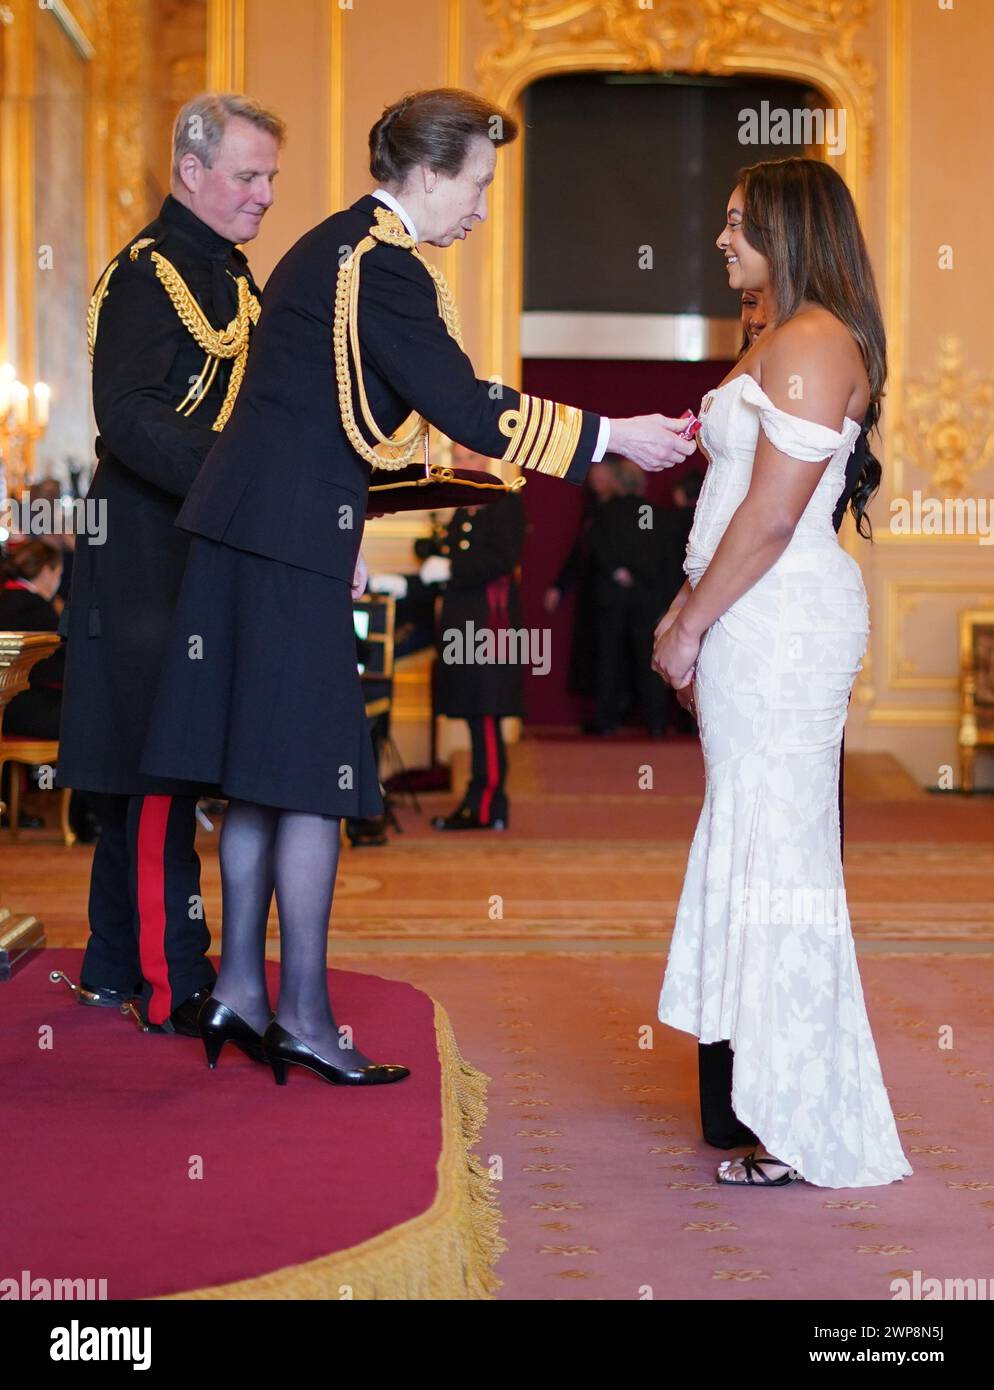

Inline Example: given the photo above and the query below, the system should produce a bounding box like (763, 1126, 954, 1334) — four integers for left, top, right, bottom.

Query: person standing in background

(586, 458, 668, 737)
(544, 459, 622, 708)
(427, 448, 526, 831)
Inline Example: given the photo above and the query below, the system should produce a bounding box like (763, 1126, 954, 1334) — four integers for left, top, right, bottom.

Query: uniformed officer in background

(56, 92, 284, 1033)
(419, 445, 526, 831)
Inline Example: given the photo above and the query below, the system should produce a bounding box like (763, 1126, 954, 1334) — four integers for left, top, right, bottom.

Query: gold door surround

(475, 0, 876, 388)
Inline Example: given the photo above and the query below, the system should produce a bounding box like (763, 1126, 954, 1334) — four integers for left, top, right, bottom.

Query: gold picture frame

(958, 609, 994, 792)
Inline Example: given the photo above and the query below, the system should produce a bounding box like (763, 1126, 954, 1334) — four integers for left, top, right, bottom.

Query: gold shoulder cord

(333, 207, 464, 471)
(86, 237, 262, 432)
(333, 206, 585, 480)
(87, 261, 119, 365)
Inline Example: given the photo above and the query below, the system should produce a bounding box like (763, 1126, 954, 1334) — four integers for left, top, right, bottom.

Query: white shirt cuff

(592, 417, 611, 463)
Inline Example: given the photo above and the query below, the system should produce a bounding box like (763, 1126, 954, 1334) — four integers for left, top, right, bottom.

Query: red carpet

(0, 950, 499, 1299)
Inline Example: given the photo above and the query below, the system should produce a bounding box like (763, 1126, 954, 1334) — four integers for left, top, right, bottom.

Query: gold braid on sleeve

(333, 206, 464, 471)
(89, 239, 261, 431)
(497, 396, 584, 480)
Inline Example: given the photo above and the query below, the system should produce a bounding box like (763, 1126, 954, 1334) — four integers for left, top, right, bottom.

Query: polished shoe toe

(264, 1021, 410, 1087)
(78, 980, 141, 1008)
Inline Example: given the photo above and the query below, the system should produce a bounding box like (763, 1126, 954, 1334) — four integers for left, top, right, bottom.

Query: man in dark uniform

(56, 92, 283, 1032)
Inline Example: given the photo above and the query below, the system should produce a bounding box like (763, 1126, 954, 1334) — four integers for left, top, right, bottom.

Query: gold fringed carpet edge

(161, 1001, 505, 1301)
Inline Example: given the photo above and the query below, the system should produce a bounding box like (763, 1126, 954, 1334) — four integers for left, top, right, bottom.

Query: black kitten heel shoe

(263, 1021, 410, 1087)
(199, 998, 270, 1068)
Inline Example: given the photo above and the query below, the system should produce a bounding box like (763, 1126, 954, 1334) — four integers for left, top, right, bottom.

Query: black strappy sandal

(717, 1151, 801, 1186)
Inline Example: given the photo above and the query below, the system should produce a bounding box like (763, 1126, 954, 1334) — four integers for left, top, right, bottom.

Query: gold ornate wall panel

(1, 0, 209, 489)
(475, 0, 875, 382)
(207, 0, 244, 89)
(35, 2, 93, 478)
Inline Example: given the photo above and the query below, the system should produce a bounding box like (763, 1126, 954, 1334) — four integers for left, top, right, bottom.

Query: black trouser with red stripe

(463, 716, 508, 824)
(81, 792, 215, 1025)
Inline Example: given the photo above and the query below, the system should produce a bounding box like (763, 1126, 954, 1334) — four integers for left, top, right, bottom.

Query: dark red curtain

(519, 357, 733, 726)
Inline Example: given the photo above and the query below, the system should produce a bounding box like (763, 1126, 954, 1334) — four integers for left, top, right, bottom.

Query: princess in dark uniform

(142, 87, 696, 1085)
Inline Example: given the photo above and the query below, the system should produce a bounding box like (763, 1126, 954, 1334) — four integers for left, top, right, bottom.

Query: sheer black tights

(213, 799, 375, 1064)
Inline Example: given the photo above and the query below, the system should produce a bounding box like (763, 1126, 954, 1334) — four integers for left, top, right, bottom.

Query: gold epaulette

(334, 207, 463, 471)
(497, 396, 585, 480)
(88, 241, 261, 431)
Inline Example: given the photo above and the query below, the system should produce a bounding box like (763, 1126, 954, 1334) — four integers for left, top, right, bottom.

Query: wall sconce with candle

(0, 363, 52, 499)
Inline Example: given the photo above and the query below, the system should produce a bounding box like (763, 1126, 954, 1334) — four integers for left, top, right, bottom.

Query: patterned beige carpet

(9, 746, 993, 949)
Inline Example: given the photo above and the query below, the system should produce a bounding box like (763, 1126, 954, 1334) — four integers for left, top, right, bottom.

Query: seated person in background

(17, 478, 76, 603)
(585, 457, 667, 737)
(0, 539, 99, 840)
(0, 539, 65, 739)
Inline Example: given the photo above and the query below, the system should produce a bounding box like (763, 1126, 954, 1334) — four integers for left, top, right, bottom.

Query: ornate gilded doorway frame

(475, 0, 876, 385)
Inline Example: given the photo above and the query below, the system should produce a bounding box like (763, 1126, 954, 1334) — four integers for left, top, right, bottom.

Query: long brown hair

(739, 157, 885, 536)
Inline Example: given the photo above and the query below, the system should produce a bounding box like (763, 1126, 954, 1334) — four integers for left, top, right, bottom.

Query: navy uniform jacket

(176, 194, 601, 582)
(57, 195, 260, 794)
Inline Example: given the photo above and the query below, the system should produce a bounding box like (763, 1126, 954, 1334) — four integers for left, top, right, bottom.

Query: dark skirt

(141, 537, 382, 818)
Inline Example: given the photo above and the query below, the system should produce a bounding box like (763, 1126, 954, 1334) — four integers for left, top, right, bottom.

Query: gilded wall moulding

(893, 336, 994, 495)
(478, 0, 876, 173)
(93, 0, 150, 253)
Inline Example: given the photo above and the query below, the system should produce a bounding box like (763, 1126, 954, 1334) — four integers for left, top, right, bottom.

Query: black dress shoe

(145, 984, 215, 1036)
(345, 815, 389, 847)
(78, 980, 141, 1008)
(432, 805, 507, 832)
(263, 1020, 410, 1087)
(199, 998, 270, 1067)
(68, 799, 101, 844)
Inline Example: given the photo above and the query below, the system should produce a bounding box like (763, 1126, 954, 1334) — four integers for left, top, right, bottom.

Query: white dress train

(657, 372, 912, 1189)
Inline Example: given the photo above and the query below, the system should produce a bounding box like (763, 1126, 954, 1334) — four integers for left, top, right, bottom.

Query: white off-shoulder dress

(657, 373, 912, 1189)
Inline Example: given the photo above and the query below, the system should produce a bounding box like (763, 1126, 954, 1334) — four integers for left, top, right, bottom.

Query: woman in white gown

(652, 158, 912, 1190)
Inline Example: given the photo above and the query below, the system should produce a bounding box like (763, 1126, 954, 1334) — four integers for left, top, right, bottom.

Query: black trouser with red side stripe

(463, 716, 508, 824)
(81, 792, 215, 1025)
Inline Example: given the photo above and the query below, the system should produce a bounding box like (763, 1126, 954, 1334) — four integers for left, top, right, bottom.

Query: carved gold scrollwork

(476, 0, 877, 391)
(893, 336, 994, 494)
(479, 0, 875, 170)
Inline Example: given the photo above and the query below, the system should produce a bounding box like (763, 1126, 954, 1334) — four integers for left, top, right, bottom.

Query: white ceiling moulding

(520, 312, 742, 362)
